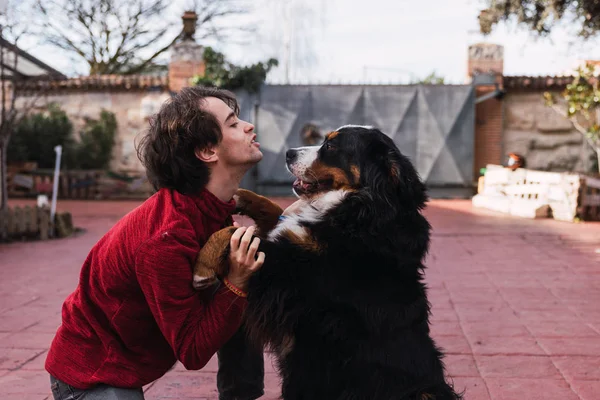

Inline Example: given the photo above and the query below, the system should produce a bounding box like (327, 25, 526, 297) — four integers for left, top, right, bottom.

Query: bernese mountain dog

(193, 125, 462, 400)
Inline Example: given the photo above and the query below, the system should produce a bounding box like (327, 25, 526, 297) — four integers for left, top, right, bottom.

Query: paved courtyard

(1, 197, 599, 400)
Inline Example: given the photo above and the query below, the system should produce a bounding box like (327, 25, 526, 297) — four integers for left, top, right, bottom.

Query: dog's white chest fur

(268, 190, 349, 241)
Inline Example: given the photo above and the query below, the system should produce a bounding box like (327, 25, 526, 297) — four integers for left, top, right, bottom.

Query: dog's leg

(234, 189, 283, 237)
(194, 190, 280, 291)
(193, 226, 237, 290)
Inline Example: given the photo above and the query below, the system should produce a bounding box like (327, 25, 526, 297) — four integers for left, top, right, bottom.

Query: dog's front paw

(233, 189, 283, 236)
(193, 227, 237, 291)
(233, 189, 258, 216)
(193, 268, 219, 290)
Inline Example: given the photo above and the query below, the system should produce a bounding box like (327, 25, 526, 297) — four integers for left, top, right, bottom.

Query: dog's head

(286, 125, 427, 211)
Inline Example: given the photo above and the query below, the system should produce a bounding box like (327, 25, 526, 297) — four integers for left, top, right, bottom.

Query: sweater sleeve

(134, 228, 247, 370)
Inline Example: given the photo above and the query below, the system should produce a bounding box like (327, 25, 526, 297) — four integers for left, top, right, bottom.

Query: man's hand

(226, 225, 265, 292)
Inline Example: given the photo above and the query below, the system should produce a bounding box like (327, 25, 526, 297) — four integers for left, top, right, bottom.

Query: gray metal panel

(241, 84, 474, 195)
(233, 89, 260, 191)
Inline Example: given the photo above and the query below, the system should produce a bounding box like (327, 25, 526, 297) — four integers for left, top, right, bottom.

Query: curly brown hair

(136, 86, 240, 194)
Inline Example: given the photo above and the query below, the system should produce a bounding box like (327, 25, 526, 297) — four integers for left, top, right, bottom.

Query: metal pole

(50, 145, 62, 228)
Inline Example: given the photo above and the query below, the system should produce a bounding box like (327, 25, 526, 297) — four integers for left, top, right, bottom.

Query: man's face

(204, 96, 263, 167)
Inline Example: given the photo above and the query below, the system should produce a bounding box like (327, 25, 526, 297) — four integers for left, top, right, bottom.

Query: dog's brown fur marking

(310, 161, 359, 191)
(326, 130, 339, 140)
(278, 335, 295, 358)
(350, 165, 360, 182)
(389, 161, 401, 181)
(280, 230, 322, 253)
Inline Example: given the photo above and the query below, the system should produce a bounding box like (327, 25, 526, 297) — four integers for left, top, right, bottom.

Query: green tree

(7, 105, 118, 170)
(479, 1, 600, 39)
(544, 63, 600, 173)
(8, 104, 77, 169)
(192, 47, 278, 93)
(412, 71, 445, 85)
(76, 110, 118, 170)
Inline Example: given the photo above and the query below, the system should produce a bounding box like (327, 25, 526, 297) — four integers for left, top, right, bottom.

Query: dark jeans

(50, 375, 144, 399)
(49, 326, 264, 400)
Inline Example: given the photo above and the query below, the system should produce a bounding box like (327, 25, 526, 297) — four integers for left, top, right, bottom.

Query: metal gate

(237, 84, 475, 197)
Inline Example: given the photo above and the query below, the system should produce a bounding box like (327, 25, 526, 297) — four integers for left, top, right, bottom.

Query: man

(47, 87, 266, 400)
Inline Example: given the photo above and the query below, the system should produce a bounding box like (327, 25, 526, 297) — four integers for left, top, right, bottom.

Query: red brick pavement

(1, 198, 599, 400)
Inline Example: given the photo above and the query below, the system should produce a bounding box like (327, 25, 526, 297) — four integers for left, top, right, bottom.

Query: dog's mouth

(292, 177, 333, 196)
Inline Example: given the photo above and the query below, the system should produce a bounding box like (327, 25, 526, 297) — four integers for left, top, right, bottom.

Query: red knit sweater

(45, 188, 246, 389)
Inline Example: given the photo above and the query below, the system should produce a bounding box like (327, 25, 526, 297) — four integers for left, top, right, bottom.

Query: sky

(14, 0, 600, 84)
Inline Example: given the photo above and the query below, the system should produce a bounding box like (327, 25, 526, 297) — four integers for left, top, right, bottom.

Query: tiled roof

(16, 74, 168, 92)
(502, 75, 574, 90)
(14, 73, 577, 92)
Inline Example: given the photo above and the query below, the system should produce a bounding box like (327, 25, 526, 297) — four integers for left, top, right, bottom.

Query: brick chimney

(468, 43, 505, 181)
(168, 11, 206, 92)
(466, 43, 504, 84)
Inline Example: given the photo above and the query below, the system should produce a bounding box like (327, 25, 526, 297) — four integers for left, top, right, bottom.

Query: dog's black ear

(388, 149, 428, 210)
(361, 137, 427, 211)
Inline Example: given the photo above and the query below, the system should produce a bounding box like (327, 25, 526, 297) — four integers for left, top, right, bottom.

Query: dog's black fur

(238, 126, 462, 400)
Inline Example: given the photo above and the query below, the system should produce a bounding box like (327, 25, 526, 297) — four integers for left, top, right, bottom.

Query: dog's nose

(286, 149, 298, 164)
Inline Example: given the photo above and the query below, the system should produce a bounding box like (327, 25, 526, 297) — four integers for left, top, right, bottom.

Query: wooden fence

(7, 166, 153, 200)
(0, 206, 52, 241)
(0, 206, 75, 242)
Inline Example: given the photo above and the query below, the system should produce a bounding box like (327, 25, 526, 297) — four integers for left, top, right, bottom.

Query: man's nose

(286, 149, 298, 163)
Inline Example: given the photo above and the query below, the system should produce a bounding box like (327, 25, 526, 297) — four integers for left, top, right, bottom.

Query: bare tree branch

(107, 4, 143, 67)
(30, 0, 254, 75)
(74, 3, 99, 65)
(122, 32, 181, 75)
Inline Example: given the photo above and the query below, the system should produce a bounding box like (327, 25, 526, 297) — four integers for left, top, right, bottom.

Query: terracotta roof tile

(16, 74, 169, 92)
(503, 75, 574, 90)
(14, 73, 577, 92)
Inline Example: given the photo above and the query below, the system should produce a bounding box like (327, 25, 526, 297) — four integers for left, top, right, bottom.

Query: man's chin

(246, 152, 263, 166)
(245, 148, 263, 160)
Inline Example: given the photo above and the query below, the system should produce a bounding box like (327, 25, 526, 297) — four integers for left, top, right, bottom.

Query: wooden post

(0, 208, 8, 240)
(14, 206, 26, 235)
(24, 206, 36, 234)
(39, 208, 49, 240)
(7, 207, 16, 236)
(67, 172, 72, 198)
(592, 185, 599, 220)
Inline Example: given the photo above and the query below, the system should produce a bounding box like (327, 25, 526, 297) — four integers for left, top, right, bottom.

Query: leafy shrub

(8, 104, 117, 170)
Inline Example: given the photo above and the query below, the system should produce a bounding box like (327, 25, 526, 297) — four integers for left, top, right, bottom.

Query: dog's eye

(324, 142, 336, 151)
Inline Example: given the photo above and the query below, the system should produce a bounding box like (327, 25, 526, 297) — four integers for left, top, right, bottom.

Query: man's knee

(50, 376, 145, 400)
(92, 386, 145, 400)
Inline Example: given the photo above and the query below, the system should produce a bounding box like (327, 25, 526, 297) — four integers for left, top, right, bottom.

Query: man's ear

(195, 146, 218, 163)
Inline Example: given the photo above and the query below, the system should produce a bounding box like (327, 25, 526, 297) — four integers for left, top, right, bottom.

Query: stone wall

(18, 89, 170, 174)
(503, 92, 596, 173)
(15, 82, 597, 180)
